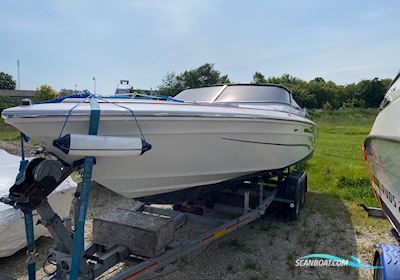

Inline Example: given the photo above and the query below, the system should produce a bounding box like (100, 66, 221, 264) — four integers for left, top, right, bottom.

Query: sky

(0, 0, 399, 95)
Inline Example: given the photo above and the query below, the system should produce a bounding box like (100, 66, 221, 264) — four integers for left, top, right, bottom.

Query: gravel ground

(0, 140, 398, 280)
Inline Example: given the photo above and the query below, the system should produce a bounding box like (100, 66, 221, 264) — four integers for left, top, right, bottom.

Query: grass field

(0, 118, 19, 141)
(308, 108, 389, 233)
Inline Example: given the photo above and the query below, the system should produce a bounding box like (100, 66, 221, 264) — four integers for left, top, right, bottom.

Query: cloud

(355, 9, 389, 21)
(127, 0, 215, 37)
(320, 65, 370, 75)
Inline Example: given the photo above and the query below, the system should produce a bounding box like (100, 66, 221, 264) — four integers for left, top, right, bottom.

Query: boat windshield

(175, 84, 292, 105)
(215, 85, 290, 104)
(379, 72, 400, 111)
(175, 86, 224, 102)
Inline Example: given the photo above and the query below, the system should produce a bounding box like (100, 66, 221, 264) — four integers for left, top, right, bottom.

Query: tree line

(157, 64, 392, 109)
(0, 64, 393, 109)
(0, 71, 78, 104)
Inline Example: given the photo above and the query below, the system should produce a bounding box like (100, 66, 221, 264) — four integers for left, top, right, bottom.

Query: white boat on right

(364, 71, 400, 232)
(363, 72, 400, 279)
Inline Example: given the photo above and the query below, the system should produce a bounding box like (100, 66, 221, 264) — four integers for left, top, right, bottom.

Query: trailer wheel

(373, 255, 382, 280)
(299, 175, 307, 209)
(286, 182, 301, 221)
(288, 191, 300, 221)
(285, 171, 306, 221)
(373, 244, 400, 280)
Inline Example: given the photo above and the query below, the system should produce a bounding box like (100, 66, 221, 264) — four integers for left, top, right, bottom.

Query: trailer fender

(285, 171, 306, 221)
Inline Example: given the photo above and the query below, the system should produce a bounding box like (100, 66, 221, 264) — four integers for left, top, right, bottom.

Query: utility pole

(17, 59, 20, 90)
(93, 77, 96, 94)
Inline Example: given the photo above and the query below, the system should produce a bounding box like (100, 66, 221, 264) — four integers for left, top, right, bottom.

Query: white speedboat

(364, 73, 400, 232)
(2, 84, 317, 200)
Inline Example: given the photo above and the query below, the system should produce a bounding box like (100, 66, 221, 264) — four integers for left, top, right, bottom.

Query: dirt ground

(0, 140, 398, 280)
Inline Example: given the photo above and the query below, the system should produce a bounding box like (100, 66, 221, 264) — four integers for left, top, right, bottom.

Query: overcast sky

(1, 0, 399, 95)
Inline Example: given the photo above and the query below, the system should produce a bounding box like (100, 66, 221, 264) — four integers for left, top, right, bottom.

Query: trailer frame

(2, 158, 307, 280)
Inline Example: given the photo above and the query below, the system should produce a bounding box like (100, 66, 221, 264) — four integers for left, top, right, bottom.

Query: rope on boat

(58, 94, 91, 138)
(57, 90, 147, 142)
(33, 92, 91, 104)
(95, 96, 147, 142)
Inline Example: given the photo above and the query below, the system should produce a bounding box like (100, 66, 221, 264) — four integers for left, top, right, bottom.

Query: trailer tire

(300, 175, 307, 209)
(286, 182, 301, 221)
(284, 171, 306, 221)
(373, 255, 382, 280)
(373, 244, 400, 280)
(288, 192, 300, 221)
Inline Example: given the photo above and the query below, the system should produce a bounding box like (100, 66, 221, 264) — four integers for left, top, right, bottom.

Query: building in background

(0, 89, 37, 104)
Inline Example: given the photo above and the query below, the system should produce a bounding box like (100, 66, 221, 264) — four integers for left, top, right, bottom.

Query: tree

(35, 85, 59, 101)
(314, 77, 325, 83)
(176, 63, 230, 88)
(263, 73, 311, 108)
(266, 73, 305, 87)
(158, 72, 183, 97)
(158, 67, 393, 109)
(306, 78, 339, 109)
(0, 95, 12, 112)
(252, 72, 267, 84)
(356, 78, 390, 108)
(0, 95, 11, 104)
(323, 101, 333, 111)
(0, 72, 16, 90)
(59, 88, 78, 97)
(158, 64, 230, 96)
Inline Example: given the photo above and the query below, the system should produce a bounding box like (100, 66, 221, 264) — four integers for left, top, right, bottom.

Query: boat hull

(5, 115, 316, 198)
(364, 93, 400, 232)
(364, 137, 400, 231)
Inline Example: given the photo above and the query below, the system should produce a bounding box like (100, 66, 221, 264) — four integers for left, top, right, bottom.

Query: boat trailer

(0, 156, 307, 280)
(0, 95, 308, 279)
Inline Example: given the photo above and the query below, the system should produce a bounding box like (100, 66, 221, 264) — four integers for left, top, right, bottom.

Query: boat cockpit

(175, 84, 305, 116)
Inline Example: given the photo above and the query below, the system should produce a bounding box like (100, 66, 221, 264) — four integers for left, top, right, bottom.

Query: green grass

(309, 108, 378, 126)
(0, 118, 19, 141)
(243, 259, 257, 270)
(307, 108, 390, 232)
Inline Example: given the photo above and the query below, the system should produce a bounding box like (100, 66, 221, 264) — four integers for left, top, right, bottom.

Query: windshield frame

(213, 84, 291, 104)
(175, 84, 302, 109)
(388, 70, 400, 89)
(174, 85, 225, 102)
